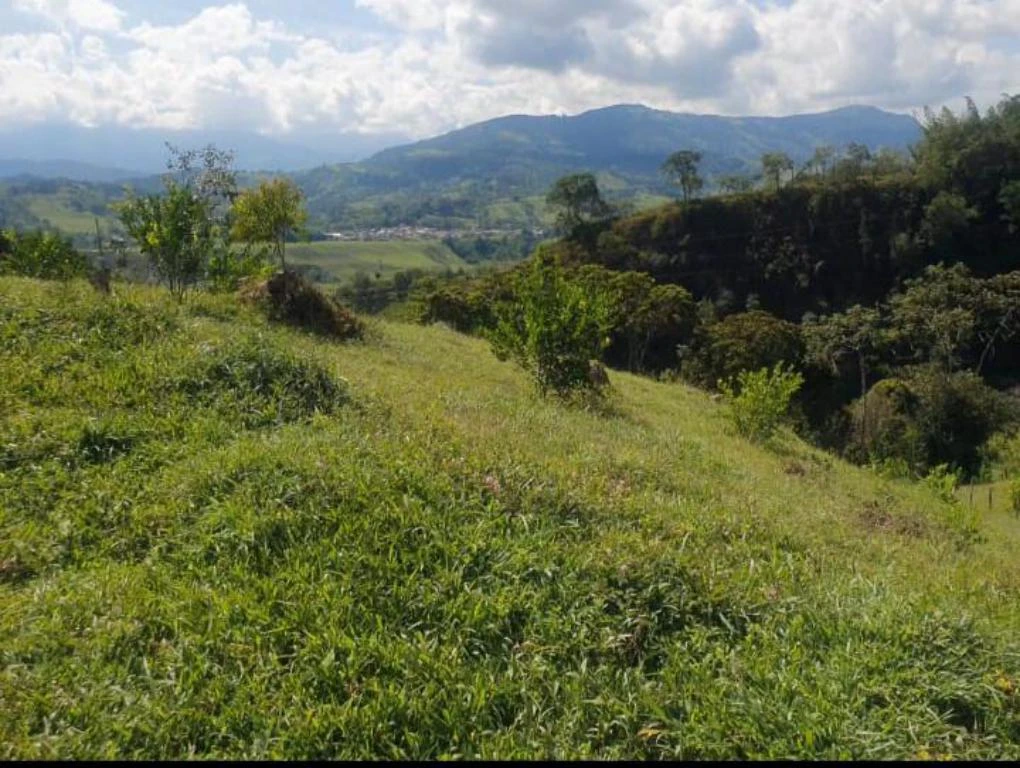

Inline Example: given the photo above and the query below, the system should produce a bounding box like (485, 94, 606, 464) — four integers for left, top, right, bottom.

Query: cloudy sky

(2, 0, 1019, 142)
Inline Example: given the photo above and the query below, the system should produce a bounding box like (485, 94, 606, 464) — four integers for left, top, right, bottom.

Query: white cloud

(0, 0, 1018, 140)
(13, 0, 124, 31)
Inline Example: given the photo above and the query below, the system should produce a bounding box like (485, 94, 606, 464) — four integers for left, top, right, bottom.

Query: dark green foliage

(443, 230, 544, 264)
(804, 305, 890, 398)
(240, 271, 364, 341)
(335, 269, 430, 314)
(417, 274, 509, 333)
(546, 174, 614, 247)
(761, 152, 795, 189)
(685, 310, 805, 389)
(488, 253, 613, 397)
(661, 150, 704, 204)
(849, 377, 925, 471)
(574, 264, 697, 372)
(850, 368, 1018, 478)
(886, 264, 1020, 375)
(0, 230, 89, 280)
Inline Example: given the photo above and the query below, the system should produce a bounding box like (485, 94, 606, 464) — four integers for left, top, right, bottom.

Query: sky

(1, 0, 1019, 143)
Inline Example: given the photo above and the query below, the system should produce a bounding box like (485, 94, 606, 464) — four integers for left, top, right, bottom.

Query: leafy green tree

(231, 178, 308, 273)
(761, 152, 794, 190)
(686, 310, 804, 387)
(119, 181, 213, 301)
(489, 252, 613, 397)
(920, 191, 978, 255)
(804, 305, 890, 397)
(840, 142, 873, 178)
(661, 150, 704, 204)
(546, 173, 613, 244)
(164, 143, 238, 213)
(913, 95, 1020, 201)
(807, 144, 836, 178)
(575, 266, 696, 372)
(999, 180, 1020, 233)
(886, 263, 977, 372)
(850, 367, 1017, 478)
(882, 264, 1020, 375)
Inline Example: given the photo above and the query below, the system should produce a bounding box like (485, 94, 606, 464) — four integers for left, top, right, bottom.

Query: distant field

(25, 195, 118, 238)
(286, 240, 470, 284)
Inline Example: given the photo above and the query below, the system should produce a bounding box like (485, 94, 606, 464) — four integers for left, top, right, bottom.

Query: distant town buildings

(323, 226, 546, 241)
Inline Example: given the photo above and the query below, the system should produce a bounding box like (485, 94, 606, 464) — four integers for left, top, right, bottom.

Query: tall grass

(3, 277, 1020, 759)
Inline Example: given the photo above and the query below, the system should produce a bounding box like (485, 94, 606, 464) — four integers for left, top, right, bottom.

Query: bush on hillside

(488, 254, 613, 397)
(0, 230, 90, 280)
(719, 362, 805, 443)
(240, 270, 364, 340)
(419, 283, 495, 333)
(848, 378, 926, 471)
(849, 367, 1017, 478)
(685, 310, 805, 389)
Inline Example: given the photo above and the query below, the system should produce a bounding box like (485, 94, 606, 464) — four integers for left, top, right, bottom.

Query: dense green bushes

(0, 229, 90, 280)
(849, 368, 1017, 478)
(683, 310, 805, 387)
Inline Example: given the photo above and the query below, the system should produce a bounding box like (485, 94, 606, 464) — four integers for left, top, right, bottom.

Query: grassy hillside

(3, 277, 1020, 760)
(286, 240, 468, 285)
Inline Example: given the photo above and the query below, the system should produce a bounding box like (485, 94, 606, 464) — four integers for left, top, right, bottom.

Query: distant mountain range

(369, 103, 921, 181)
(0, 123, 410, 178)
(0, 103, 923, 232)
(291, 104, 923, 229)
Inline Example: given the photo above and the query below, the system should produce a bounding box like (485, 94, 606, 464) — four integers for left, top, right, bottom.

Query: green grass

(959, 481, 1020, 539)
(4, 276, 1020, 759)
(25, 195, 119, 238)
(286, 240, 469, 285)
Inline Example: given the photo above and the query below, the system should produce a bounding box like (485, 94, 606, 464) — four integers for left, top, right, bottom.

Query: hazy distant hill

(0, 124, 409, 176)
(0, 159, 142, 183)
(294, 104, 923, 229)
(368, 104, 921, 181)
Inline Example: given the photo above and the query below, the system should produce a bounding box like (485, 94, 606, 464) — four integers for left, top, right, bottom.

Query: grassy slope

(285, 240, 469, 284)
(3, 277, 1020, 760)
(24, 194, 118, 238)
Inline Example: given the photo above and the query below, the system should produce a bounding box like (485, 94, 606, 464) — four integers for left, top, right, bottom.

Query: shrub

(849, 378, 926, 471)
(686, 310, 804, 388)
(923, 463, 961, 503)
(0, 230, 90, 280)
(240, 271, 364, 341)
(719, 363, 805, 442)
(488, 254, 613, 397)
(419, 283, 494, 333)
(849, 368, 1017, 478)
(206, 243, 273, 293)
(1011, 478, 1020, 517)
